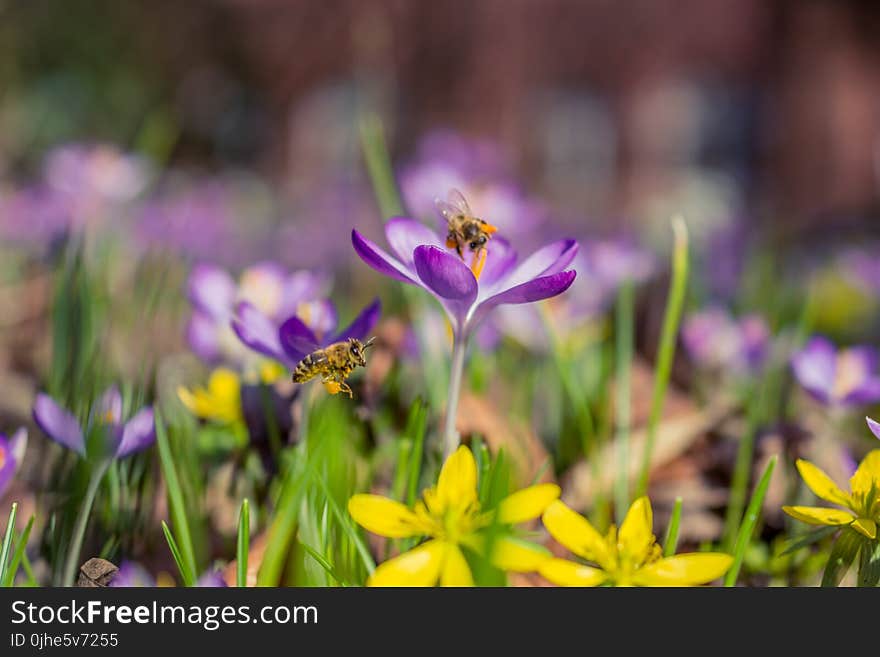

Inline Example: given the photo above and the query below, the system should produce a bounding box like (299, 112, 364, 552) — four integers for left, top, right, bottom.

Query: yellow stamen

(482, 222, 498, 235)
(323, 381, 342, 395)
(0, 446, 6, 469)
(471, 248, 487, 279)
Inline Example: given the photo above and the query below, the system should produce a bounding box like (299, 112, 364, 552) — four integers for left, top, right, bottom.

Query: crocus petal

(278, 315, 320, 363)
(435, 445, 478, 511)
(471, 271, 576, 328)
(195, 571, 228, 587)
(231, 302, 287, 364)
(538, 558, 608, 587)
(842, 378, 880, 406)
(489, 536, 551, 572)
(618, 496, 654, 564)
(109, 561, 156, 587)
(347, 494, 428, 539)
(352, 229, 420, 285)
(791, 336, 837, 402)
(187, 263, 236, 320)
(330, 298, 382, 344)
(186, 311, 221, 362)
(542, 500, 611, 567)
(782, 505, 855, 526)
(367, 539, 446, 587)
(33, 393, 85, 455)
(487, 239, 578, 296)
(8, 428, 27, 465)
(849, 449, 880, 498)
(851, 518, 877, 539)
(868, 417, 880, 440)
(0, 436, 16, 496)
(413, 245, 479, 327)
(440, 545, 474, 586)
(496, 483, 561, 524)
(795, 459, 851, 507)
(632, 553, 733, 587)
(479, 237, 517, 287)
(96, 386, 123, 425)
(280, 270, 331, 316)
(385, 217, 444, 265)
(116, 408, 155, 458)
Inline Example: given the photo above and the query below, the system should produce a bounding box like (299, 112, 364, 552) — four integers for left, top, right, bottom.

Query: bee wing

(446, 188, 473, 216)
(434, 198, 462, 224)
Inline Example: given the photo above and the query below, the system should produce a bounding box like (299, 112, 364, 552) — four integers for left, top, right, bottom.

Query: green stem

(722, 389, 762, 553)
(443, 336, 468, 459)
(61, 460, 109, 586)
(614, 280, 634, 524)
(637, 218, 689, 497)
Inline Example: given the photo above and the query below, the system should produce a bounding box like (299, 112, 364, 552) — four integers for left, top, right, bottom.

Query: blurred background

(2, 0, 880, 237)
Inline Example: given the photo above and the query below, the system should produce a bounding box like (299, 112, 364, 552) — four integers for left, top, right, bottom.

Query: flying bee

(434, 188, 498, 278)
(292, 337, 376, 399)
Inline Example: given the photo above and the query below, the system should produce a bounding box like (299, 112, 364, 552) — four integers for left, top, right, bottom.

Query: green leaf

(0, 503, 19, 586)
(155, 410, 198, 584)
(614, 280, 635, 524)
(236, 498, 250, 588)
(405, 398, 428, 506)
(822, 529, 862, 587)
(637, 218, 689, 497)
(724, 455, 777, 586)
(856, 537, 880, 587)
(300, 542, 349, 586)
(663, 497, 683, 557)
(778, 525, 838, 557)
(161, 521, 194, 587)
(2, 515, 35, 587)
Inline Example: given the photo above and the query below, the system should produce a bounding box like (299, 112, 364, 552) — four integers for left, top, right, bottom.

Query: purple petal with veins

(33, 394, 85, 455)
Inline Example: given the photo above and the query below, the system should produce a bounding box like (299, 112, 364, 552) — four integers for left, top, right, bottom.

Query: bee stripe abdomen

(292, 352, 322, 382)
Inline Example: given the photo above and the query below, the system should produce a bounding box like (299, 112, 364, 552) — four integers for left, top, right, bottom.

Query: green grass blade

(637, 218, 689, 497)
(300, 542, 349, 586)
(155, 409, 198, 585)
(161, 520, 194, 587)
(405, 399, 428, 506)
(778, 525, 837, 557)
(2, 515, 35, 587)
(359, 114, 404, 219)
(614, 280, 634, 524)
(662, 497, 683, 557)
(0, 503, 19, 585)
(236, 498, 250, 588)
(822, 530, 861, 587)
(722, 389, 762, 552)
(256, 462, 307, 586)
(724, 455, 777, 587)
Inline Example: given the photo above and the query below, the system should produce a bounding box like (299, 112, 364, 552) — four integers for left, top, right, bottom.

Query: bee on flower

(348, 445, 560, 586)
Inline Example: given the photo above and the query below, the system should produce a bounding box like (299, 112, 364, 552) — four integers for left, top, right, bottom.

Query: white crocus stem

(443, 334, 468, 459)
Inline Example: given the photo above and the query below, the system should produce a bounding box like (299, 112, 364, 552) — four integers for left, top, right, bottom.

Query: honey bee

(435, 188, 498, 278)
(292, 337, 376, 398)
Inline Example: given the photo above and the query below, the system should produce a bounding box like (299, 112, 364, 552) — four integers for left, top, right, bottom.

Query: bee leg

(339, 382, 353, 399)
(471, 248, 487, 279)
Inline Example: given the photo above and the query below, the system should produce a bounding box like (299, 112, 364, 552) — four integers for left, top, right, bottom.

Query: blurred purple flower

(44, 144, 150, 208)
(0, 428, 27, 498)
(352, 218, 576, 340)
(399, 131, 546, 240)
(32, 388, 155, 460)
(110, 561, 156, 587)
(868, 417, 880, 441)
(195, 570, 228, 587)
(0, 186, 70, 247)
(791, 337, 880, 407)
(682, 306, 770, 374)
(839, 246, 880, 295)
(186, 261, 331, 368)
(233, 298, 380, 369)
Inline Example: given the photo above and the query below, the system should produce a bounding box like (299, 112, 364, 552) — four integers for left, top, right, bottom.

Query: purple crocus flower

(791, 337, 880, 407)
(0, 428, 27, 498)
(32, 388, 155, 460)
(187, 261, 331, 369)
(351, 218, 576, 341)
(682, 306, 770, 374)
(232, 298, 381, 369)
(110, 561, 228, 587)
(868, 417, 880, 440)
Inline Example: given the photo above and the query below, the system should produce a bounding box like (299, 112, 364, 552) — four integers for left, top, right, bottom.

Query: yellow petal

(542, 500, 611, 568)
(489, 536, 551, 573)
(782, 505, 854, 526)
(347, 494, 427, 538)
(367, 540, 446, 587)
(632, 553, 733, 586)
(208, 368, 241, 400)
(497, 483, 561, 524)
(619, 496, 654, 564)
(850, 450, 880, 498)
(796, 459, 851, 507)
(435, 445, 478, 512)
(851, 518, 877, 539)
(440, 545, 474, 586)
(538, 558, 607, 587)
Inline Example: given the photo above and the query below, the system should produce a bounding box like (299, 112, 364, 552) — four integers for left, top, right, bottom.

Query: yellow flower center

(414, 487, 487, 545)
(598, 525, 663, 586)
(238, 269, 283, 317)
(0, 446, 6, 469)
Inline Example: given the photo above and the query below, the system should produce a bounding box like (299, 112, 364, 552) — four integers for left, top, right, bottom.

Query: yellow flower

(177, 368, 243, 425)
(348, 445, 560, 586)
(782, 450, 880, 539)
(539, 497, 733, 587)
